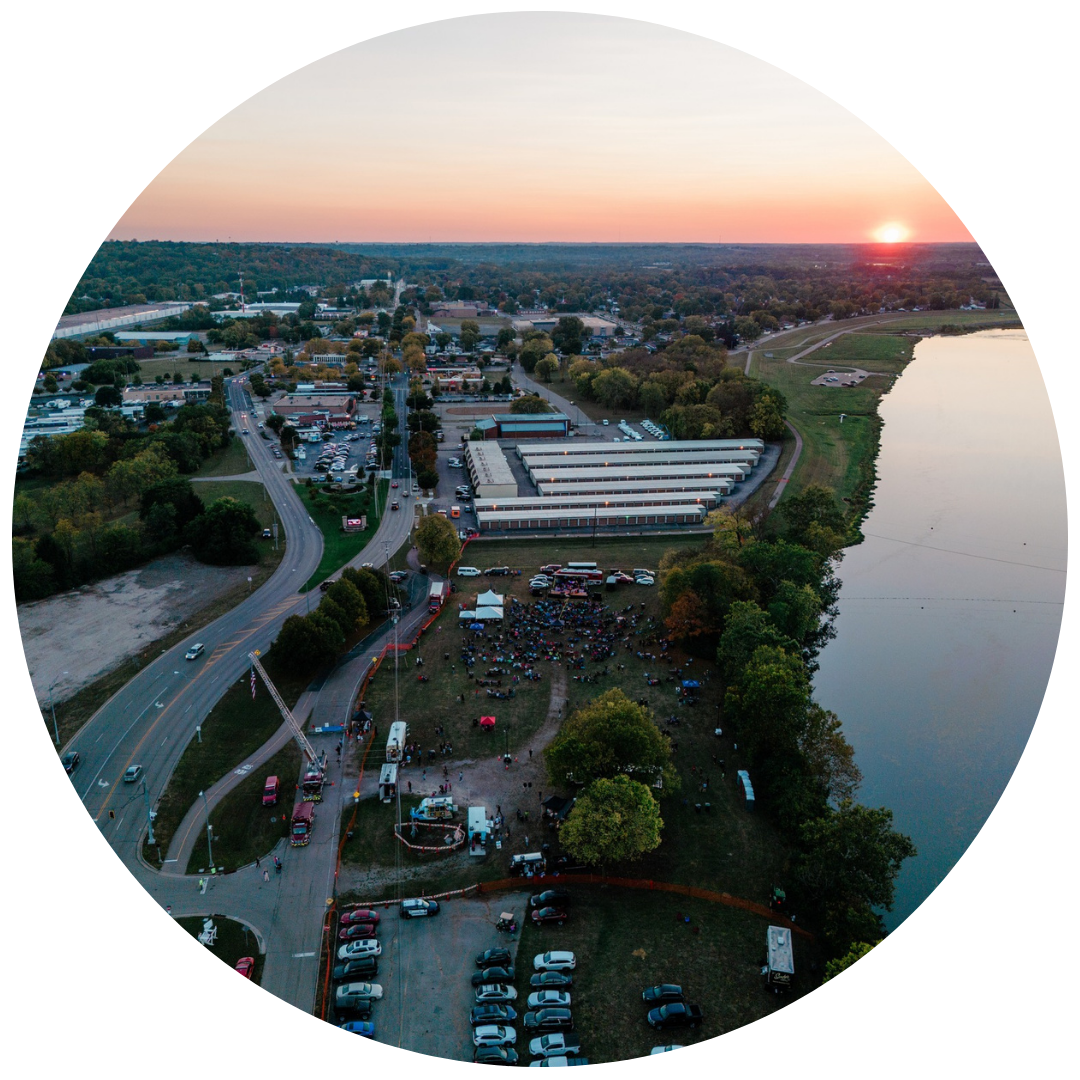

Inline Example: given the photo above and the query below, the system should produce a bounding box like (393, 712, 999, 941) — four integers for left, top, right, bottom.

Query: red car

(235, 957, 255, 979)
(339, 923, 377, 941)
(531, 907, 568, 926)
(391, 481, 399, 489)
(341, 909, 380, 926)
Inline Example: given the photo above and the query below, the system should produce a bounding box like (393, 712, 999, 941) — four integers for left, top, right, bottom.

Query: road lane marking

(292, 952, 316, 958)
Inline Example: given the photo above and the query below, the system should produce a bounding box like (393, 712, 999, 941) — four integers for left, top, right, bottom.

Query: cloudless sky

(111, 13, 973, 244)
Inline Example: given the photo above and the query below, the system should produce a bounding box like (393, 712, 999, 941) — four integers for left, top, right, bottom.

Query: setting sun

(875, 222, 909, 243)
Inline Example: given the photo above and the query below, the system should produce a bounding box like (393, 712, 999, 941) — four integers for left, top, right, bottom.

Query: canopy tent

(477, 589, 505, 607)
(458, 605, 503, 621)
(681, 680, 700, 690)
(542, 794, 573, 821)
(479, 716, 496, 728)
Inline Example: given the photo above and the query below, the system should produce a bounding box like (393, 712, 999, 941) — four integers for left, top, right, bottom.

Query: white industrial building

(515, 438, 764, 458)
(535, 477, 733, 497)
(477, 504, 707, 531)
(464, 441, 518, 499)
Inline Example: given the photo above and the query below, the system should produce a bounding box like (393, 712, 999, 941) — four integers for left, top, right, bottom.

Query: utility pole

(200, 789, 214, 869)
(47, 671, 68, 745)
(143, 781, 156, 845)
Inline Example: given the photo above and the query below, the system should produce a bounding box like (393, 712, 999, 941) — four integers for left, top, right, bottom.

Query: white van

(386, 720, 408, 762)
(457, 566, 482, 577)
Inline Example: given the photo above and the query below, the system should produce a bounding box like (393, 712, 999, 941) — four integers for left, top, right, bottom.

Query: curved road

(65, 374, 417, 981)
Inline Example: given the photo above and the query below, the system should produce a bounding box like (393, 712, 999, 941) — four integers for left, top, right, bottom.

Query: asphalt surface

(63, 371, 420, 1016)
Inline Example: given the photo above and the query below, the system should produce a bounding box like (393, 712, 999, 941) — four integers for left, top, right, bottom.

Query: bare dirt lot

(17, 552, 264, 704)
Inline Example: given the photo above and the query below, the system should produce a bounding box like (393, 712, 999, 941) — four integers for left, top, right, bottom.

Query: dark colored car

(471, 1004, 518, 1026)
(333, 958, 379, 981)
(339, 923, 377, 941)
(531, 907, 568, 926)
(484, 566, 511, 576)
(61, 751, 80, 774)
(530, 971, 573, 989)
(529, 890, 571, 910)
(472, 966, 515, 986)
(646, 1003, 703, 1030)
(642, 984, 684, 1005)
(523, 1008, 574, 1032)
(341, 909, 381, 927)
(476, 948, 513, 969)
(474, 1046, 519, 1065)
(335, 1001, 373, 1021)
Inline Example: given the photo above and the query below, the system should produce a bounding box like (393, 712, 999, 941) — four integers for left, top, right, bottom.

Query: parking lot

(336, 890, 534, 1057)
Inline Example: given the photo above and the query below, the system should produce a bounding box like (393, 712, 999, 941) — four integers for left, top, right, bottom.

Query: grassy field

(143, 652, 312, 867)
(190, 436, 253, 478)
(176, 915, 265, 985)
(516, 887, 814, 1062)
(192, 479, 278, 529)
(343, 532, 788, 906)
(137, 355, 238, 381)
(295, 479, 389, 590)
(186, 741, 302, 874)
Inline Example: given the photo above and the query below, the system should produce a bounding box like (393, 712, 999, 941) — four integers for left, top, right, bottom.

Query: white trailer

(468, 806, 492, 856)
(386, 720, 408, 762)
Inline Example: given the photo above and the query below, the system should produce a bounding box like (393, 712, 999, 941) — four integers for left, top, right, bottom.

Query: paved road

(63, 372, 419, 1014)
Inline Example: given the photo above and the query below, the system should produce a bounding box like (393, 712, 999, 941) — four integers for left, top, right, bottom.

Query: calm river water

(813, 329, 1066, 926)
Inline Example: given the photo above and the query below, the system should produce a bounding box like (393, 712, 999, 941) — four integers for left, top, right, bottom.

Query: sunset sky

(111, 13, 973, 245)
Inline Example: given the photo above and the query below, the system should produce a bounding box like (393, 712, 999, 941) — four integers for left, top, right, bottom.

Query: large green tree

(551, 316, 585, 356)
(544, 689, 677, 791)
(794, 801, 916, 954)
(559, 775, 663, 866)
(415, 512, 460, 569)
(185, 497, 260, 565)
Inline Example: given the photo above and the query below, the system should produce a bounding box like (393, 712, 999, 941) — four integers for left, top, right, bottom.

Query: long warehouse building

(525, 450, 758, 482)
(474, 490, 721, 513)
(515, 437, 765, 458)
(477, 504, 707, 531)
(524, 463, 751, 485)
(535, 477, 733, 497)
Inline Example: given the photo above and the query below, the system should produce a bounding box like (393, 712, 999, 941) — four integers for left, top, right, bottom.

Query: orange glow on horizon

(874, 223, 911, 243)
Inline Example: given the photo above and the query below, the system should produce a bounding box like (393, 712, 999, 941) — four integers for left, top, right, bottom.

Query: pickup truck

(646, 1003, 703, 1030)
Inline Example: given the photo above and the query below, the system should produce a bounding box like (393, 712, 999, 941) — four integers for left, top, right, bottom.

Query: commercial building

(482, 413, 570, 440)
(476, 503, 707, 531)
(516, 438, 764, 458)
(464, 441, 518, 499)
(273, 393, 356, 427)
(535, 477, 733, 497)
(522, 463, 749, 486)
(474, 490, 721, 514)
(114, 331, 194, 345)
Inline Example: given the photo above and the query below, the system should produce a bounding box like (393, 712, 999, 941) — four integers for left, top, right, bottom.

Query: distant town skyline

(110, 14, 972, 246)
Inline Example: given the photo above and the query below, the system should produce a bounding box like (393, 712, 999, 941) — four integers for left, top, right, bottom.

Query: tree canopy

(559, 775, 663, 866)
(544, 689, 677, 791)
(415, 513, 460, 569)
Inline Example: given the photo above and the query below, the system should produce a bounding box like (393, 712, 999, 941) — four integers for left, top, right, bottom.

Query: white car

(533, 951, 576, 972)
(473, 1025, 518, 1047)
(337, 940, 382, 961)
(123, 765, 143, 783)
(336, 982, 384, 1003)
(527, 990, 571, 1010)
(529, 1034, 582, 1058)
(457, 567, 482, 577)
(475, 984, 519, 1003)
(185, 643, 205, 661)
(635, 576, 655, 586)
(399, 897, 440, 918)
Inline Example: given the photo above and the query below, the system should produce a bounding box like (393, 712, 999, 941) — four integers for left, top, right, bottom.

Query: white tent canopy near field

(476, 590, 505, 607)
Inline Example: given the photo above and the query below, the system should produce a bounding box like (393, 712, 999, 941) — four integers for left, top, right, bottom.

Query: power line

(860, 531, 1066, 573)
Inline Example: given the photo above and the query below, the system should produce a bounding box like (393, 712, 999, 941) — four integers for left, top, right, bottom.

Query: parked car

(472, 966, 515, 986)
(533, 951, 576, 971)
(529, 1057, 589, 1067)
(262, 528, 272, 538)
(457, 567, 482, 577)
(332, 958, 378, 981)
(473, 1025, 518, 1048)
(337, 940, 382, 961)
(530, 971, 573, 989)
(123, 765, 143, 783)
(529, 1033, 582, 1058)
(474, 1046, 519, 1065)
(646, 1003, 703, 1030)
(340, 908, 380, 926)
(527, 990, 571, 1010)
(338, 923, 377, 941)
(531, 907, 568, 926)
(485, 566, 512, 576)
(650, 1046, 683, 1054)
(335, 982, 383, 1002)
(185, 643, 205, 660)
(61, 751, 80, 774)
(635, 576, 655, 586)
(523, 1008, 574, 1032)
(399, 898, 439, 918)
(339, 1021, 376, 1038)
(642, 984, 684, 1005)
(234, 957, 255, 979)
(475, 950, 511, 967)
(475, 984, 519, 1004)
(471, 1004, 518, 1026)
(530, 891, 571, 909)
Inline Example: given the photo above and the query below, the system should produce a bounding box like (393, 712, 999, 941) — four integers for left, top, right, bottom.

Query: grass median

(296, 479, 389, 591)
(176, 915, 265, 985)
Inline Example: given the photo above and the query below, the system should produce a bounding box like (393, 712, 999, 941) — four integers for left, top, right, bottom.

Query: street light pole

(200, 789, 214, 869)
(48, 670, 69, 746)
(143, 781, 156, 845)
